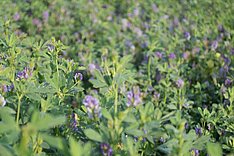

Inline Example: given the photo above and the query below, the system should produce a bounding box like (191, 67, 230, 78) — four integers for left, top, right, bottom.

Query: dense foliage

(0, 0, 233, 155)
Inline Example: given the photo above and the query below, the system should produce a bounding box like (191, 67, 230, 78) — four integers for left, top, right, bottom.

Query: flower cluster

(126, 86, 142, 107)
(195, 127, 202, 136)
(100, 143, 113, 156)
(190, 148, 199, 156)
(83, 95, 101, 119)
(168, 53, 176, 59)
(74, 72, 83, 81)
(17, 67, 32, 80)
(1, 84, 14, 92)
(69, 112, 79, 132)
(176, 78, 184, 88)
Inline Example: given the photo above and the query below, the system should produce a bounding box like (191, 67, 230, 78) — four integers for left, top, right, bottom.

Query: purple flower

(142, 129, 147, 142)
(223, 56, 231, 65)
(147, 86, 154, 92)
(133, 27, 143, 37)
(211, 41, 218, 51)
(2, 84, 14, 92)
(168, 53, 176, 59)
(100, 143, 113, 156)
(2, 85, 7, 92)
(43, 11, 49, 22)
(155, 51, 163, 59)
(195, 127, 202, 136)
(152, 4, 159, 13)
(134, 136, 138, 142)
(142, 55, 149, 64)
(183, 52, 190, 60)
(83, 95, 101, 119)
(184, 32, 191, 40)
(153, 91, 160, 100)
(47, 44, 55, 52)
(140, 42, 148, 48)
(0, 94, 6, 107)
(74, 72, 83, 81)
(231, 48, 234, 55)
(17, 67, 32, 80)
(126, 86, 142, 107)
(121, 19, 131, 30)
(225, 78, 232, 86)
(32, 18, 42, 28)
(13, 12, 20, 21)
(192, 47, 200, 55)
(88, 63, 96, 74)
(218, 25, 225, 33)
(7, 84, 14, 91)
(133, 7, 140, 16)
(176, 78, 184, 88)
(69, 112, 78, 132)
(159, 137, 165, 143)
(191, 148, 199, 156)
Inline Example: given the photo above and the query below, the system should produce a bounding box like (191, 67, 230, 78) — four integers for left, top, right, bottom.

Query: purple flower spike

(195, 127, 202, 136)
(100, 143, 113, 156)
(184, 32, 191, 40)
(155, 51, 163, 59)
(32, 18, 42, 28)
(126, 86, 142, 107)
(17, 67, 32, 80)
(70, 112, 78, 132)
(225, 78, 232, 86)
(211, 40, 218, 51)
(74, 72, 83, 81)
(176, 78, 184, 88)
(153, 91, 160, 100)
(2, 85, 7, 92)
(159, 137, 165, 143)
(47, 44, 55, 52)
(231, 48, 234, 55)
(83, 95, 101, 119)
(88, 63, 96, 74)
(183, 52, 190, 60)
(13, 12, 20, 21)
(43, 11, 49, 22)
(191, 148, 199, 156)
(168, 53, 176, 59)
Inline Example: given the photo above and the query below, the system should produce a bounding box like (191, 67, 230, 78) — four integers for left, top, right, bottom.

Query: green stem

(179, 89, 182, 110)
(16, 94, 23, 125)
(55, 54, 59, 79)
(114, 84, 118, 115)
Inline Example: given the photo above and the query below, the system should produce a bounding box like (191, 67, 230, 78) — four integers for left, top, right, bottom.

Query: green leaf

(84, 129, 103, 142)
(0, 144, 14, 156)
(101, 108, 112, 120)
(125, 129, 144, 137)
(207, 142, 222, 156)
(31, 112, 65, 131)
(41, 134, 68, 153)
(94, 70, 105, 83)
(167, 104, 177, 110)
(69, 137, 82, 156)
(0, 107, 18, 134)
(89, 79, 108, 88)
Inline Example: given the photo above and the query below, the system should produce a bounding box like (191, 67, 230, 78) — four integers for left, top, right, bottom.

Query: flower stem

(114, 84, 118, 115)
(16, 94, 23, 125)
